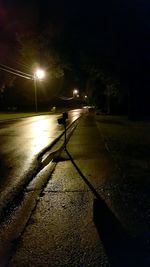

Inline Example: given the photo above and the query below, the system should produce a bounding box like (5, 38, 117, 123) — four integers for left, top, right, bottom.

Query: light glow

(73, 89, 78, 95)
(35, 68, 45, 80)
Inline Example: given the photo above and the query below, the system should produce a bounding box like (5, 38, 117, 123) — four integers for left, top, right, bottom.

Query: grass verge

(95, 115, 150, 180)
(0, 112, 54, 121)
(95, 114, 150, 235)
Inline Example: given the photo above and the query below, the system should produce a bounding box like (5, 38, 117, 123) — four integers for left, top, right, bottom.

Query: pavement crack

(44, 189, 91, 193)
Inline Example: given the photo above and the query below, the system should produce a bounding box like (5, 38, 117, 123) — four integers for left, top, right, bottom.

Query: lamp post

(34, 68, 45, 112)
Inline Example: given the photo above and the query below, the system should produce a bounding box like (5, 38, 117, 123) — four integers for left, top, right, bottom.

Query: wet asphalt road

(0, 109, 82, 207)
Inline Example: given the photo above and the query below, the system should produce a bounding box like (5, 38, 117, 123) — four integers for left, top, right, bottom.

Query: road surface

(0, 109, 82, 211)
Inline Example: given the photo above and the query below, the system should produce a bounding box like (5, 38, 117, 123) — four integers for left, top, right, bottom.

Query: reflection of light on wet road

(69, 109, 83, 123)
(30, 118, 58, 155)
(30, 110, 82, 155)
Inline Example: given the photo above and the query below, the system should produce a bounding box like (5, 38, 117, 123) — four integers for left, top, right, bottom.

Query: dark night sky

(0, 0, 150, 79)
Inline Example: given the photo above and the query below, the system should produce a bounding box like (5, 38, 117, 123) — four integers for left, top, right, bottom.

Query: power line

(0, 66, 32, 80)
(0, 63, 33, 80)
(0, 63, 33, 78)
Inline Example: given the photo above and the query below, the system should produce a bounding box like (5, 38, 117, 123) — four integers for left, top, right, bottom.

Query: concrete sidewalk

(9, 113, 147, 267)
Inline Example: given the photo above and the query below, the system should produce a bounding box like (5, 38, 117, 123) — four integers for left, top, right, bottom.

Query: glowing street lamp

(73, 89, 79, 98)
(35, 69, 45, 80)
(34, 68, 45, 112)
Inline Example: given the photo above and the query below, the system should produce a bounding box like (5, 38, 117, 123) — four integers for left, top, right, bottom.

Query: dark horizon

(0, 0, 150, 117)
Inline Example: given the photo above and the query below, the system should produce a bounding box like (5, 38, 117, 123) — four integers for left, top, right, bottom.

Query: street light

(73, 89, 79, 98)
(34, 68, 45, 112)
